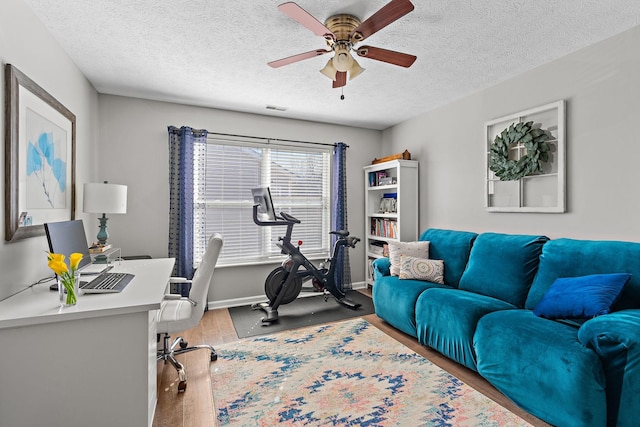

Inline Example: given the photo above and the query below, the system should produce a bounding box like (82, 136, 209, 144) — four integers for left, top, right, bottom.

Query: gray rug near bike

(228, 290, 375, 338)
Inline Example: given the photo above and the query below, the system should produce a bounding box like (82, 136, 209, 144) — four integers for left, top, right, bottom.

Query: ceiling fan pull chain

(340, 88, 345, 101)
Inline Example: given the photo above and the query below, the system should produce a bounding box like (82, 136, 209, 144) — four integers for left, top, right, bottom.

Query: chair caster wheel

(177, 369, 187, 393)
(179, 340, 188, 349)
(211, 352, 218, 362)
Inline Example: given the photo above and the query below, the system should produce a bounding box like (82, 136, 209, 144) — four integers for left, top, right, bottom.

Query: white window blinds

(193, 137, 331, 267)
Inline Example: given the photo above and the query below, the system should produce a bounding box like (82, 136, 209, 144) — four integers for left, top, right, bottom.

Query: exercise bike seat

(329, 230, 350, 237)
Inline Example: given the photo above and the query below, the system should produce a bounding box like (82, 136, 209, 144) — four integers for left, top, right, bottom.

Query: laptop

(44, 220, 110, 275)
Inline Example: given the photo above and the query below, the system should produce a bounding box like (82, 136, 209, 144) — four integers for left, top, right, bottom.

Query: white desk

(0, 258, 174, 427)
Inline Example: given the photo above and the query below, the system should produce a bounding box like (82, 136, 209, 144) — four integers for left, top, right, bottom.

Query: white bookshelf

(364, 159, 419, 286)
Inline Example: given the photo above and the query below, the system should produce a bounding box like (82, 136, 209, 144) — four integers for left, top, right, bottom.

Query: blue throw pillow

(533, 273, 631, 319)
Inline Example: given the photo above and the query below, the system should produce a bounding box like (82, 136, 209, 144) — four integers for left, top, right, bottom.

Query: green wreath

(489, 121, 551, 181)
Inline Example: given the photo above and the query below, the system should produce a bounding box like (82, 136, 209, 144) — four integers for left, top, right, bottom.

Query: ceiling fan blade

(350, 0, 414, 42)
(268, 49, 331, 68)
(333, 71, 347, 88)
(356, 46, 416, 67)
(278, 2, 335, 40)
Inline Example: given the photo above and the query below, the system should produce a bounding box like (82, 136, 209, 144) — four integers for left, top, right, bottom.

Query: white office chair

(156, 233, 223, 393)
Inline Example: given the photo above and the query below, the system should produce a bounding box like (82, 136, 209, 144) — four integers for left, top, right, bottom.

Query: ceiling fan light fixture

(320, 58, 337, 80)
(349, 59, 365, 80)
(332, 44, 354, 72)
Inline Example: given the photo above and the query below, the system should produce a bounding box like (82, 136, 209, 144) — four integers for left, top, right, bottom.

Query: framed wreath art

(485, 101, 566, 213)
(489, 121, 551, 181)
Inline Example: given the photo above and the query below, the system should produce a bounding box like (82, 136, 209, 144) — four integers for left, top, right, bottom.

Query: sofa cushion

(415, 288, 515, 371)
(458, 232, 548, 307)
(388, 241, 429, 276)
(475, 310, 607, 427)
(419, 228, 478, 287)
(399, 256, 444, 284)
(372, 275, 449, 338)
(525, 238, 640, 311)
(534, 273, 631, 319)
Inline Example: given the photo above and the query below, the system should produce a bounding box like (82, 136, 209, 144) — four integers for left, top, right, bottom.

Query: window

(193, 137, 332, 267)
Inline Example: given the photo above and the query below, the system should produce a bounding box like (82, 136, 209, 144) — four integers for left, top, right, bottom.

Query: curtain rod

(205, 131, 347, 148)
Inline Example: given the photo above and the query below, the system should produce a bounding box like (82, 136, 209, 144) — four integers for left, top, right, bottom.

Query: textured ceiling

(22, 0, 640, 130)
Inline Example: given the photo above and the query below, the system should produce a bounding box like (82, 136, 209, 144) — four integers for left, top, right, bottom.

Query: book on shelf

(368, 171, 390, 187)
(370, 218, 398, 239)
(88, 244, 112, 254)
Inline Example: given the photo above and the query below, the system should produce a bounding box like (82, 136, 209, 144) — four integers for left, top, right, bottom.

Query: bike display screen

(252, 187, 276, 221)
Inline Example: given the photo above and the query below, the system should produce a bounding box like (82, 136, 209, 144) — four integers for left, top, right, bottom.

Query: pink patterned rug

(211, 318, 532, 426)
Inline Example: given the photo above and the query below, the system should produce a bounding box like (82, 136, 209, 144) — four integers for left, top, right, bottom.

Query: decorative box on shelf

(368, 241, 389, 257)
(378, 177, 395, 186)
(89, 243, 111, 254)
(90, 247, 121, 264)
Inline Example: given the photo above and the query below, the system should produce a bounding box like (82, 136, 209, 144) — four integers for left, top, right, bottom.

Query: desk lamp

(83, 182, 128, 247)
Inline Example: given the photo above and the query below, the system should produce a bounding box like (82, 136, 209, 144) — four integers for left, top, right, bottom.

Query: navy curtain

(331, 142, 351, 291)
(168, 126, 208, 279)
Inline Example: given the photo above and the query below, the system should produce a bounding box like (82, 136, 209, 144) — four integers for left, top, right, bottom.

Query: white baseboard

(207, 280, 367, 310)
(351, 281, 367, 290)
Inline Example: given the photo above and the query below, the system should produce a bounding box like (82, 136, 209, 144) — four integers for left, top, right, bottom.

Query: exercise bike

(252, 188, 362, 324)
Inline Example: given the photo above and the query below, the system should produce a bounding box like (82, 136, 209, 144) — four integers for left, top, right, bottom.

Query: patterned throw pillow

(388, 241, 430, 276)
(399, 255, 445, 284)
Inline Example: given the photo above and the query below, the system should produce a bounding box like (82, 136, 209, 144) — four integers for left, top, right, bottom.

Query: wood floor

(153, 290, 550, 427)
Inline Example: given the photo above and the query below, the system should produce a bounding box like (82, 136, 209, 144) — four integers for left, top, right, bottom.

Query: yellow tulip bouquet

(47, 252, 83, 306)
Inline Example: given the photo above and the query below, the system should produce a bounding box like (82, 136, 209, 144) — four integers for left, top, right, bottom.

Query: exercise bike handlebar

(279, 211, 301, 224)
(347, 236, 360, 248)
(253, 204, 300, 227)
(253, 204, 359, 247)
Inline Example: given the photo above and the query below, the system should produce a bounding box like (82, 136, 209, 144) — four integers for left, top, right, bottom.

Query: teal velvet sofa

(371, 228, 640, 427)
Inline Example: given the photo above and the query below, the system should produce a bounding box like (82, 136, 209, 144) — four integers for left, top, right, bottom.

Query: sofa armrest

(578, 309, 640, 353)
(372, 257, 391, 280)
(578, 309, 640, 426)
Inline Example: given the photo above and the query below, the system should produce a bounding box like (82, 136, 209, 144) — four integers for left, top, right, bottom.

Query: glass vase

(58, 271, 80, 307)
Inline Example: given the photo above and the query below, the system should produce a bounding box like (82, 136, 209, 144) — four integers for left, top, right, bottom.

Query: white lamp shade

(332, 45, 354, 72)
(349, 59, 365, 80)
(319, 58, 338, 81)
(83, 183, 128, 214)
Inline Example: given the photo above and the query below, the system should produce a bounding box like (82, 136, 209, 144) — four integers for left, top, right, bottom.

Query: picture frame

(485, 100, 565, 213)
(4, 64, 76, 241)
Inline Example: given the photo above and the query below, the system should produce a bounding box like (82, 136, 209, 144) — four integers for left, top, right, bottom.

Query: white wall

(97, 95, 382, 303)
(384, 25, 640, 242)
(0, 0, 381, 305)
(7, 0, 639, 306)
(0, 0, 100, 301)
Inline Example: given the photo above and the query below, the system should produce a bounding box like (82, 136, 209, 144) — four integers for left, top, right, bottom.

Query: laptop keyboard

(80, 272, 134, 293)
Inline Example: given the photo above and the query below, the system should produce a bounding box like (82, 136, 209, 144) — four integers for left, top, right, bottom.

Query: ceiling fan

(268, 0, 417, 89)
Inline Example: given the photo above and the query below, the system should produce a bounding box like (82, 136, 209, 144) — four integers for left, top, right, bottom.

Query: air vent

(266, 105, 287, 111)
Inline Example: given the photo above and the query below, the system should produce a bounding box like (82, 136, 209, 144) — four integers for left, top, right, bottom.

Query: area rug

(211, 318, 532, 426)
(229, 291, 375, 338)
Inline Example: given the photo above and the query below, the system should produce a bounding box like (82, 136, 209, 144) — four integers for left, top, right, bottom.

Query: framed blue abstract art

(4, 64, 76, 241)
